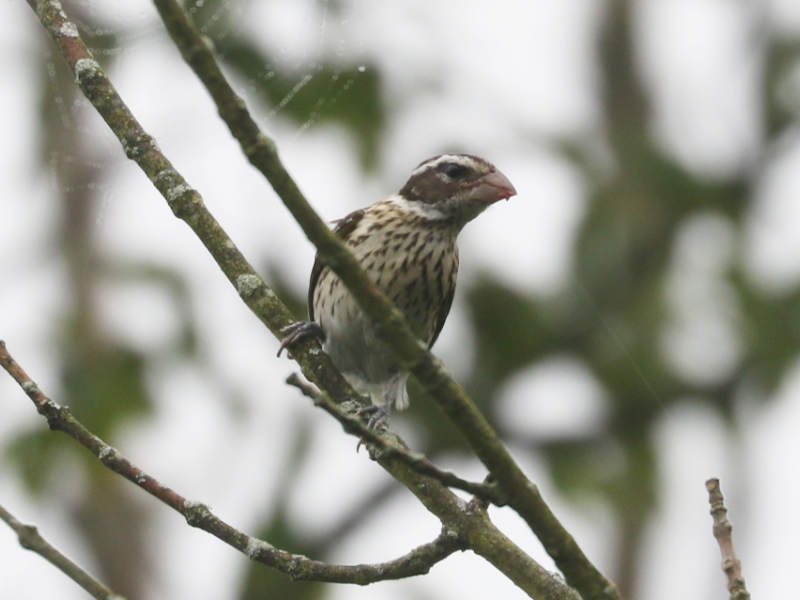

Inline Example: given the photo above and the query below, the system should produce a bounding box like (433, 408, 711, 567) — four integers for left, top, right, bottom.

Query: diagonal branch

(149, 1, 619, 597)
(705, 478, 750, 600)
(0, 504, 124, 600)
(285, 373, 506, 504)
(16, 5, 581, 596)
(0, 340, 463, 584)
(27, 2, 359, 412)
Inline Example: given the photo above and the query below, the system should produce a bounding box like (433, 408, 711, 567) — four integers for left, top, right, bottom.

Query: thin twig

(286, 373, 507, 505)
(0, 340, 463, 584)
(0, 504, 124, 600)
(148, 2, 618, 597)
(705, 478, 750, 600)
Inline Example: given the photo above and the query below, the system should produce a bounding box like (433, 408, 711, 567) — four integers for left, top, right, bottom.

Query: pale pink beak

(480, 170, 517, 201)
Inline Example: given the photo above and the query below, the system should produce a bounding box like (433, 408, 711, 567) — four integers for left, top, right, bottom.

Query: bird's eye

(439, 163, 470, 179)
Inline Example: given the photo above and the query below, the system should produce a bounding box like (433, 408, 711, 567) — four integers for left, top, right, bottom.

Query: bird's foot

(357, 404, 390, 430)
(277, 321, 324, 357)
(355, 405, 391, 452)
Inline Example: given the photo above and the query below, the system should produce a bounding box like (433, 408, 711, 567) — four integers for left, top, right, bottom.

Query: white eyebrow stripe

(411, 154, 479, 177)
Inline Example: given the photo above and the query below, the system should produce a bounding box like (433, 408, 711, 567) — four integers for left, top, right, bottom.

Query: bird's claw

(277, 321, 324, 357)
(355, 405, 391, 452)
(357, 405, 390, 430)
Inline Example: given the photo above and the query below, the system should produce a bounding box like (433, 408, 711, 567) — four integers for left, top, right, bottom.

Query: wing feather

(307, 208, 365, 321)
(428, 251, 458, 347)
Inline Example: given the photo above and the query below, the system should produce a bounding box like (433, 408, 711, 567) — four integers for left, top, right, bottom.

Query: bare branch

(286, 373, 507, 504)
(0, 503, 124, 600)
(705, 478, 750, 600)
(149, 2, 618, 597)
(0, 340, 464, 584)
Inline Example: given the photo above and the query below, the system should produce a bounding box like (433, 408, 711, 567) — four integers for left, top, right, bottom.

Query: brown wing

(428, 284, 455, 348)
(428, 248, 459, 348)
(307, 208, 365, 321)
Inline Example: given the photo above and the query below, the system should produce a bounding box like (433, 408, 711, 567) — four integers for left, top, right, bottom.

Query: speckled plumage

(312, 197, 461, 409)
(284, 154, 516, 418)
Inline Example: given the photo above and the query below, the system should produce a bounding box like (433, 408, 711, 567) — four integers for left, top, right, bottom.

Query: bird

(278, 153, 516, 428)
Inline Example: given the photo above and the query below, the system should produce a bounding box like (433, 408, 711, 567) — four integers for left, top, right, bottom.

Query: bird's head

(398, 154, 517, 226)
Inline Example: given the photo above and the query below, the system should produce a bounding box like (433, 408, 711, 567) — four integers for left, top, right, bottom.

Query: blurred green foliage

(221, 39, 384, 170)
(192, 0, 385, 170)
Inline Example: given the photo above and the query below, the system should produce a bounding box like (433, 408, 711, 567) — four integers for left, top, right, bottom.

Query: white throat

(387, 194, 449, 220)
